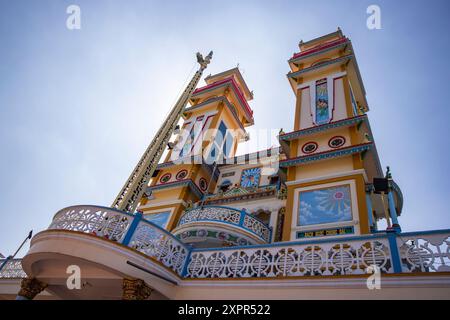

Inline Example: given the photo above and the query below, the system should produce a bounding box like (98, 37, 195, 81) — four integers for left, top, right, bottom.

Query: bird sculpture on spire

(197, 51, 213, 69)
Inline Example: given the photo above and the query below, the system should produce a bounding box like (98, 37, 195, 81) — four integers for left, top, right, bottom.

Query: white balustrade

(187, 237, 393, 278)
(243, 215, 271, 243)
(6, 204, 449, 281)
(179, 206, 241, 225)
(49, 205, 132, 242)
(46, 205, 190, 276)
(178, 206, 271, 243)
(397, 231, 450, 272)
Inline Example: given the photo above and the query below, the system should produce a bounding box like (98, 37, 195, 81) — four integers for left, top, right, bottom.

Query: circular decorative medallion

(199, 177, 208, 191)
(175, 169, 188, 180)
(301, 141, 318, 154)
(328, 136, 346, 148)
(159, 173, 172, 184)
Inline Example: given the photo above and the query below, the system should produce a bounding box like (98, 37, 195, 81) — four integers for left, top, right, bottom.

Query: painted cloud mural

(298, 185, 352, 226)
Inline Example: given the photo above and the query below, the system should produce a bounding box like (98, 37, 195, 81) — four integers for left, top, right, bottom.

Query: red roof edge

(291, 37, 348, 60)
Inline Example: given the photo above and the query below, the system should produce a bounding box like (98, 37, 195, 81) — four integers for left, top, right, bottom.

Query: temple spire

(111, 51, 213, 213)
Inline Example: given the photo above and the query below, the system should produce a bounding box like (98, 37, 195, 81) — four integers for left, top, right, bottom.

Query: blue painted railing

(46, 205, 190, 275)
(1, 204, 449, 280)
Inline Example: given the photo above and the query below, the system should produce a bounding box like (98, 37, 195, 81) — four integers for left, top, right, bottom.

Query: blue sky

(1, 0, 449, 256)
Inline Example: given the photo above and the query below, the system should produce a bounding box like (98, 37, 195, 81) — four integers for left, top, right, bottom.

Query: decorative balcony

(172, 205, 272, 247)
(3, 228, 450, 281)
(2, 204, 449, 299)
(43, 205, 190, 276)
(185, 230, 450, 278)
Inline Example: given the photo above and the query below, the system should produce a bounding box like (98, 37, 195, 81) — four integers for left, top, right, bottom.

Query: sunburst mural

(240, 167, 261, 188)
(298, 185, 352, 226)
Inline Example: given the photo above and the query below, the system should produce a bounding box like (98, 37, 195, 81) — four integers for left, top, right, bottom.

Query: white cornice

(179, 275, 450, 288)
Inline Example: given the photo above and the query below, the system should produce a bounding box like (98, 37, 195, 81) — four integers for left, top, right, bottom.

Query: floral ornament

(301, 141, 318, 154)
(328, 136, 346, 148)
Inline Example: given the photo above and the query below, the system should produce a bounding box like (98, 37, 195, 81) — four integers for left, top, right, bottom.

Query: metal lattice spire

(111, 51, 213, 213)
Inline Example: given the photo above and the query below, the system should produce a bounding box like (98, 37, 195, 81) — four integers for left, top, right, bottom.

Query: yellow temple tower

(279, 28, 402, 241)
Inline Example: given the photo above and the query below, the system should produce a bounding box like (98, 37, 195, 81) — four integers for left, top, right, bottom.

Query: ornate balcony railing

(49, 205, 190, 275)
(1, 204, 449, 281)
(176, 205, 272, 243)
(185, 230, 450, 279)
(396, 230, 450, 273)
(49, 205, 133, 242)
(186, 234, 394, 278)
(0, 259, 27, 279)
(127, 219, 189, 275)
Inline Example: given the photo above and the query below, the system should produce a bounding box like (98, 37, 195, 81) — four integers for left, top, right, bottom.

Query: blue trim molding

(279, 143, 373, 168)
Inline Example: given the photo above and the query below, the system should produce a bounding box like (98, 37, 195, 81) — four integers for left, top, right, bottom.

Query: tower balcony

(172, 206, 272, 248)
(14, 205, 190, 299)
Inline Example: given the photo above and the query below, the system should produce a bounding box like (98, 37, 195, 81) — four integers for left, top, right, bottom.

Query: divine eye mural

(298, 185, 352, 226)
(145, 211, 171, 229)
(315, 78, 330, 125)
(240, 167, 261, 188)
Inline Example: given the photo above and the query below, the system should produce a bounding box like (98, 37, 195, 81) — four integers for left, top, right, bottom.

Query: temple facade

(1, 29, 449, 300)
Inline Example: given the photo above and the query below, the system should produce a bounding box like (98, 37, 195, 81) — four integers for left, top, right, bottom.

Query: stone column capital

(17, 277, 48, 300)
(122, 278, 152, 300)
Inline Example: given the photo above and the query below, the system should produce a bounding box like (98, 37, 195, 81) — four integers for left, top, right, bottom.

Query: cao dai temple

(1, 29, 449, 300)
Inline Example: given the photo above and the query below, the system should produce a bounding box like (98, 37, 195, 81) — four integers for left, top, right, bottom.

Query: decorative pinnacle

(197, 51, 213, 69)
(386, 166, 392, 180)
